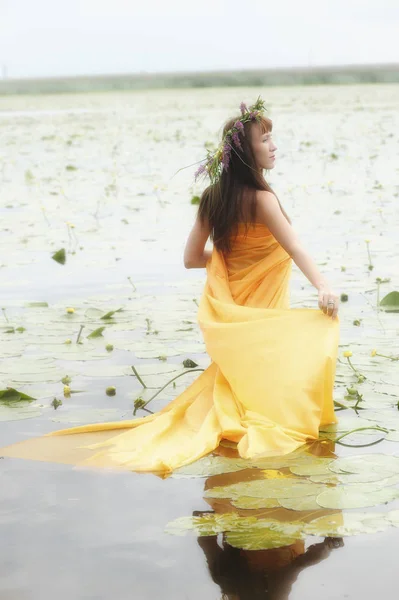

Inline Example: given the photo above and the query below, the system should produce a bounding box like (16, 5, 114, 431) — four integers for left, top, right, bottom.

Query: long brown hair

(197, 113, 291, 254)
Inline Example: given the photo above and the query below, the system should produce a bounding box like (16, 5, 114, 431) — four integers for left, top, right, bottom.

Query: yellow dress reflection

(0, 223, 340, 476)
(195, 439, 344, 600)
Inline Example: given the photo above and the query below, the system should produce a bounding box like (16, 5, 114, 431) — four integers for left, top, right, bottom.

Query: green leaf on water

(204, 478, 326, 501)
(0, 402, 42, 422)
(304, 512, 388, 537)
(231, 496, 280, 510)
(309, 471, 391, 484)
(225, 525, 302, 551)
(165, 506, 399, 548)
(100, 308, 124, 320)
(386, 509, 399, 527)
(51, 408, 123, 424)
(316, 485, 399, 509)
(328, 454, 399, 476)
(165, 513, 305, 550)
(289, 458, 334, 476)
(0, 388, 36, 404)
(87, 326, 106, 338)
(51, 248, 66, 264)
(25, 302, 49, 307)
(320, 416, 374, 433)
(379, 291, 399, 312)
(172, 454, 253, 478)
(278, 495, 322, 511)
(172, 445, 329, 479)
(182, 359, 198, 368)
(165, 513, 253, 537)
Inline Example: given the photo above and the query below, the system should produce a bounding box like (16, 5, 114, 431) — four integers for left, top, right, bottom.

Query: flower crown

(194, 95, 268, 185)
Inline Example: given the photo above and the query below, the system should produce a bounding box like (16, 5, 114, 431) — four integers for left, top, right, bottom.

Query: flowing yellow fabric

(1, 223, 340, 476)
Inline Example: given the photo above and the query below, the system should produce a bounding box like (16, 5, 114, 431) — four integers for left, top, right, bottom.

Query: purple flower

(223, 141, 232, 156)
(239, 102, 248, 115)
(234, 120, 245, 136)
(194, 163, 206, 180)
(232, 131, 242, 151)
(222, 156, 230, 171)
(222, 142, 232, 170)
(249, 110, 259, 120)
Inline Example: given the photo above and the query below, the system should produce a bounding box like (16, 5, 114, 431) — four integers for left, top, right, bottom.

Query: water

(1, 84, 399, 598)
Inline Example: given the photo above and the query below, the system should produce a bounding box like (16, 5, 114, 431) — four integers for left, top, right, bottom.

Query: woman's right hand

(318, 286, 339, 320)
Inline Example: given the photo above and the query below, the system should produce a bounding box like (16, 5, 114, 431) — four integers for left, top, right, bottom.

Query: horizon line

(3, 61, 399, 82)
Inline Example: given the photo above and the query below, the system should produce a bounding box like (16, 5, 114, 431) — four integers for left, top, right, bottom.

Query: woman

(0, 97, 340, 476)
(185, 98, 339, 320)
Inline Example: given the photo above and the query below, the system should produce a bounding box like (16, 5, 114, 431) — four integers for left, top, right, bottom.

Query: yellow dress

(0, 222, 340, 476)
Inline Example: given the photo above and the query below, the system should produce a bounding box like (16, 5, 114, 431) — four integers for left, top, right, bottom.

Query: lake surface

(1, 84, 399, 599)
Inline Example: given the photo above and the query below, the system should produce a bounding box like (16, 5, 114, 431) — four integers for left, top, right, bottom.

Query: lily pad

(386, 509, 399, 527)
(225, 525, 301, 551)
(309, 471, 391, 484)
(315, 485, 399, 509)
(0, 388, 36, 403)
(51, 248, 66, 264)
(51, 408, 124, 424)
(328, 454, 399, 476)
(278, 495, 322, 511)
(172, 454, 252, 478)
(84, 307, 124, 320)
(25, 302, 49, 308)
(304, 512, 389, 536)
(289, 458, 334, 476)
(0, 401, 42, 422)
(231, 496, 281, 510)
(379, 291, 399, 313)
(165, 513, 255, 537)
(87, 327, 106, 339)
(320, 416, 375, 433)
(204, 478, 327, 501)
(100, 308, 124, 320)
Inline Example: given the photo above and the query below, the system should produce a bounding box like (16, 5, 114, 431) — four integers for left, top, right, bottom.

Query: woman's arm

(289, 246, 330, 291)
(256, 190, 330, 290)
(184, 214, 211, 268)
(186, 249, 213, 268)
(256, 191, 339, 317)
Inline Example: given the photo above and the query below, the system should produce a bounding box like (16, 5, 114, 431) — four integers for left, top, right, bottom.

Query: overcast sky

(1, 0, 399, 79)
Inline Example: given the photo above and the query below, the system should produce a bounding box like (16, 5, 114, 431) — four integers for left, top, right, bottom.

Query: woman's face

(250, 122, 277, 171)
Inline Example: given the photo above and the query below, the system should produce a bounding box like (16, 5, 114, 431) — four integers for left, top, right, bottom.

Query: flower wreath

(194, 95, 268, 184)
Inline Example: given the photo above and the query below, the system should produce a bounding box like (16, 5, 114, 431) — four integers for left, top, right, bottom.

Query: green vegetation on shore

(1, 63, 398, 95)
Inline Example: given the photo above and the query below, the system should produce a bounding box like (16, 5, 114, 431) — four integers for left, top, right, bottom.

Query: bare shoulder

(255, 190, 301, 257)
(255, 190, 281, 221)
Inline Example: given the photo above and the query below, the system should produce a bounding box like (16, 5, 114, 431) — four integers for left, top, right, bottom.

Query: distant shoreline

(1, 63, 398, 95)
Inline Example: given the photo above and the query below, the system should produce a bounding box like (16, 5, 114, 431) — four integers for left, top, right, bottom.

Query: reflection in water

(197, 527, 342, 600)
(194, 439, 344, 599)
